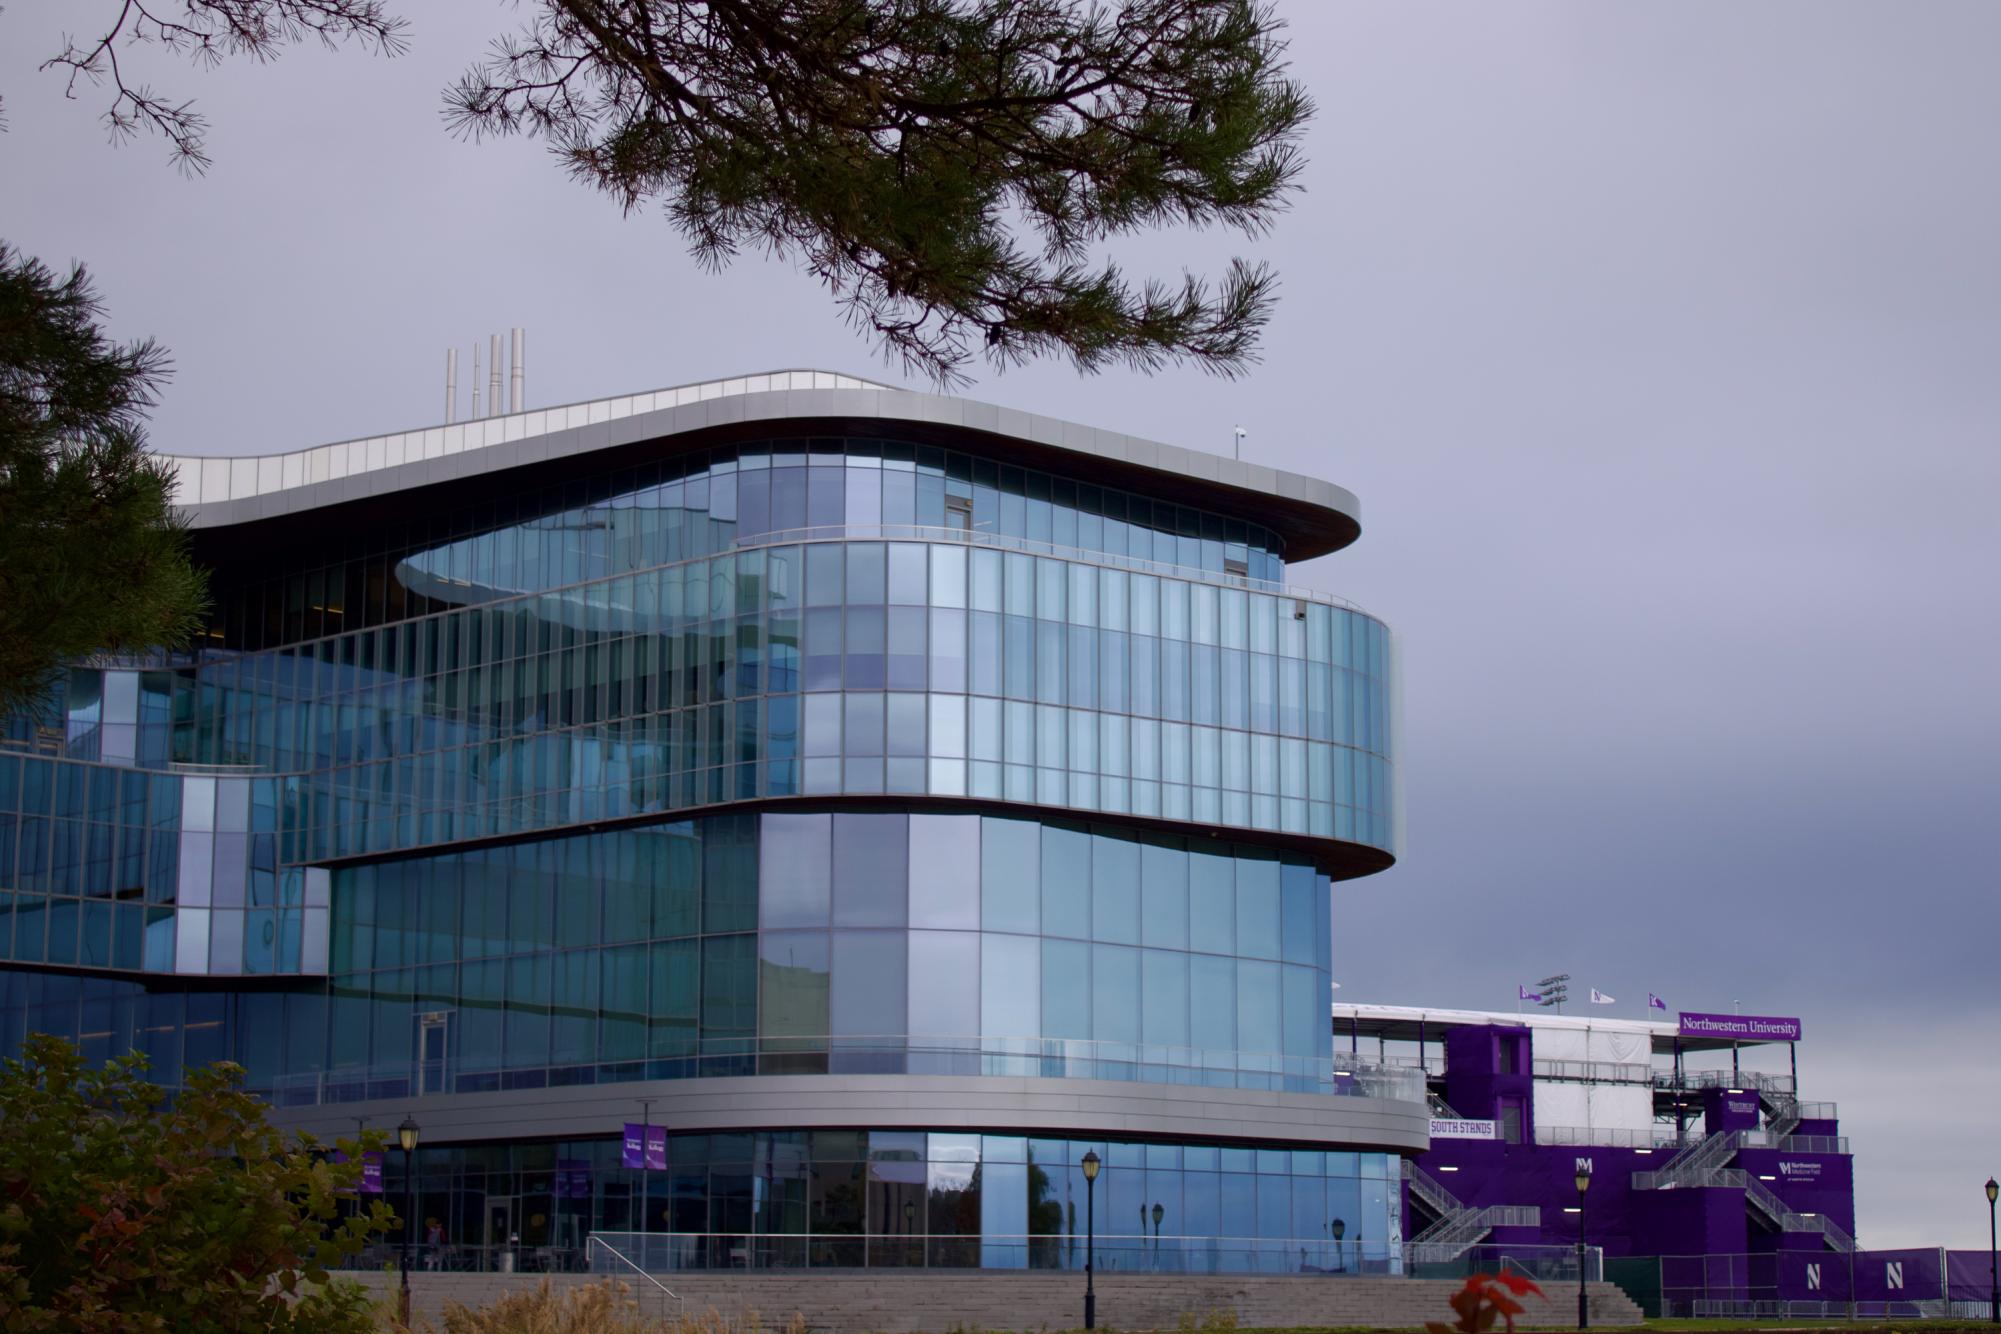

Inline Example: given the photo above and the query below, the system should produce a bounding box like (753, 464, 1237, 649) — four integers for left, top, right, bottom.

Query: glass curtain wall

(364, 1130, 1401, 1276)
(207, 439, 1289, 650)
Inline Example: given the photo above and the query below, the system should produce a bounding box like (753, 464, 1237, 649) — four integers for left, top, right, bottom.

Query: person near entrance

(425, 1218, 446, 1271)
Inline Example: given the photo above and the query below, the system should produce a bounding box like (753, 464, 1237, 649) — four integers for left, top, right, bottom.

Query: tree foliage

(0, 1034, 391, 1333)
(0, 245, 209, 714)
(38, 1, 1311, 382)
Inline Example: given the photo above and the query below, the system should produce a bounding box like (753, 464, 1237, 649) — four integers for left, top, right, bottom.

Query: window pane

(1090, 833, 1138, 945)
(832, 812, 907, 927)
(1190, 954, 1235, 1054)
(1091, 944, 1139, 1044)
(908, 929, 979, 1046)
(1040, 824, 1090, 940)
(832, 929, 906, 1044)
(909, 815, 980, 929)
(759, 812, 830, 927)
(1041, 938, 1090, 1040)
(1140, 840, 1188, 950)
(980, 932, 1039, 1040)
(980, 817, 1039, 934)
(1235, 854, 1280, 960)
(760, 930, 830, 1061)
(1142, 948, 1189, 1047)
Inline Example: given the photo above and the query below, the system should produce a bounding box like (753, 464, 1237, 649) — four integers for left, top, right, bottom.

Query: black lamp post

(1574, 1168, 1591, 1331)
(398, 1115, 420, 1327)
(1331, 1217, 1346, 1273)
(1985, 1176, 1998, 1325)
(1152, 1202, 1164, 1268)
(1082, 1150, 1100, 1330)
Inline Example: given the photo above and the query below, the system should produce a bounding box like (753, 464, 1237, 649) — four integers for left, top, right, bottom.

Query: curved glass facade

(366, 1129, 1403, 1275)
(1, 393, 1412, 1276)
(208, 437, 1288, 650)
(161, 540, 1394, 863)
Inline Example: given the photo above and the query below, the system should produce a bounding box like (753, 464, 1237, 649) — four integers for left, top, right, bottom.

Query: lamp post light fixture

(1331, 1217, 1346, 1273)
(1574, 1168, 1592, 1331)
(1152, 1201, 1165, 1267)
(397, 1115, 421, 1328)
(1081, 1151, 1101, 1330)
(1985, 1176, 1998, 1325)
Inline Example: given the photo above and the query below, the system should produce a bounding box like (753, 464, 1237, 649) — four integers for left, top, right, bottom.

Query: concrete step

(348, 1271, 1645, 1330)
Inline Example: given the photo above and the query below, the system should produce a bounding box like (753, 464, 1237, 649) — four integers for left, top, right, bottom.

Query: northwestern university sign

(1678, 1011, 1802, 1041)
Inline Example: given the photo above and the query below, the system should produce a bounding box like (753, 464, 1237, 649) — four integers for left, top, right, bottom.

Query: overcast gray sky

(4, 2, 1997, 1247)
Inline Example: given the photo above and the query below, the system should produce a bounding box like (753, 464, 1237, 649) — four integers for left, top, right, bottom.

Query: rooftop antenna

(488, 333, 503, 418)
(1232, 424, 1246, 460)
(444, 348, 458, 425)
(510, 327, 525, 413)
(470, 341, 482, 420)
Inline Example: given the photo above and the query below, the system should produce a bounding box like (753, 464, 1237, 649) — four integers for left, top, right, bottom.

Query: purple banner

(1677, 1011, 1802, 1041)
(555, 1157, 591, 1200)
(622, 1122, 667, 1171)
(333, 1149, 385, 1194)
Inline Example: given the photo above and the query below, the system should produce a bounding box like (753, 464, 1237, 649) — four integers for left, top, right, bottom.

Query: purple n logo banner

(622, 1123, 667, 1171)
(555, 1157, 592, 1199)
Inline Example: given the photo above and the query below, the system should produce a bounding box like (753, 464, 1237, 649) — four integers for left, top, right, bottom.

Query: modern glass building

(0, 370, 1421, 1274)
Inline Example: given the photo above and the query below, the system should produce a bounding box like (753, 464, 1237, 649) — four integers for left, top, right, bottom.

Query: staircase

(1633, 1102, 1856, 1254)
(1403, 1161, 1541, 1262)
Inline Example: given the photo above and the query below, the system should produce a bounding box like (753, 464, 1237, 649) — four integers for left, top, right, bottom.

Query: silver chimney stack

(510, 327, 525, 413)
(488, 333, 503, 417)
(445, 347, 458, 425)
(470, 342, 482, 419)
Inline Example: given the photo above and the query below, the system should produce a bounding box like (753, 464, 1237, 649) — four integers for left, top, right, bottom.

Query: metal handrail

(1402, 1160, 1464, 1218)
(266, 1039, 1427, 1109)
(1532, 1058, 1653, 1085)
(586, 1235, 681, 1311)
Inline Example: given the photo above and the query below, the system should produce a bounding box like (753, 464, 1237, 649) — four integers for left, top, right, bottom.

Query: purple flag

(1518, 985, 1541, 1003)
(622, 1122, 667, 1171)
(1648, 993, 1667, 1011)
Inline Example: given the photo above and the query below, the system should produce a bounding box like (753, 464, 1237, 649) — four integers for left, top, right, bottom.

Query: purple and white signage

(1429, 1118, 1498, 1140)
(622, 1122, 667, 1171)
(1677, 1011, 1802, 1041)
(361, 1151, 384, 1195)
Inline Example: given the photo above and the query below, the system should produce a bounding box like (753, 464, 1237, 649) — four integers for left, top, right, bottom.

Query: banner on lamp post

(623, 1123, 667, 1171)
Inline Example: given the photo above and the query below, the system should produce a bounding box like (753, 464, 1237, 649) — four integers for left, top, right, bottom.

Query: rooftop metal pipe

(510, 327, 525, 413)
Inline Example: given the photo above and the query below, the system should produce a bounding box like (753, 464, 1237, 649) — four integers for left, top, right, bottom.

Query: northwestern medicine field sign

(1678, 1011, 1802, 1041)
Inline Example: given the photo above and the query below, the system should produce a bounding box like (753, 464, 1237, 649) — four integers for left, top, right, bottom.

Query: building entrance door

(486, 1197, 517, 1272)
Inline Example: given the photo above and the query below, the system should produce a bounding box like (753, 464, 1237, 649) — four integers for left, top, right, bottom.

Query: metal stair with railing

(1632, 1098, 1854, 1253)
(1402, 1160, 1542, 1263)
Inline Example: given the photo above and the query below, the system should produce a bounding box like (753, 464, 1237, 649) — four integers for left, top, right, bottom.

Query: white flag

(1589, 988, 1616, 1005)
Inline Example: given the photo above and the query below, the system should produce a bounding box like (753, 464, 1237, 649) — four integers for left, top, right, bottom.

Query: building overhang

(163, 370, 1363, 562)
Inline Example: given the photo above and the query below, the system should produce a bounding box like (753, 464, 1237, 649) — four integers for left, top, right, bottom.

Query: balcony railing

(1532, 1058, 1653, 1085)
(266, 1036, 1428, 1108)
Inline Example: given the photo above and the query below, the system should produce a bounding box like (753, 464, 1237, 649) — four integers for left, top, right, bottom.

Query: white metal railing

(587, 1235, 681, 1316)
(161, 370, 894, 507)
(1779, 1134, 1849, 1154)
(1536, 1125, 1682, 1149)
(1533, 1058, 1653, 1085)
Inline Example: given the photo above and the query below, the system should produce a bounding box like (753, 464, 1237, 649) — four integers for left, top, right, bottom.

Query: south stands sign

(1677, 1011, 1802, 1041)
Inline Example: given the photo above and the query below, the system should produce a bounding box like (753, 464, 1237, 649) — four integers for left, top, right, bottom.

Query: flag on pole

(1518, 985, 1541, 1003)
(1589, 988, 1616, 1005)
(1648, 993, 1667, 1011)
